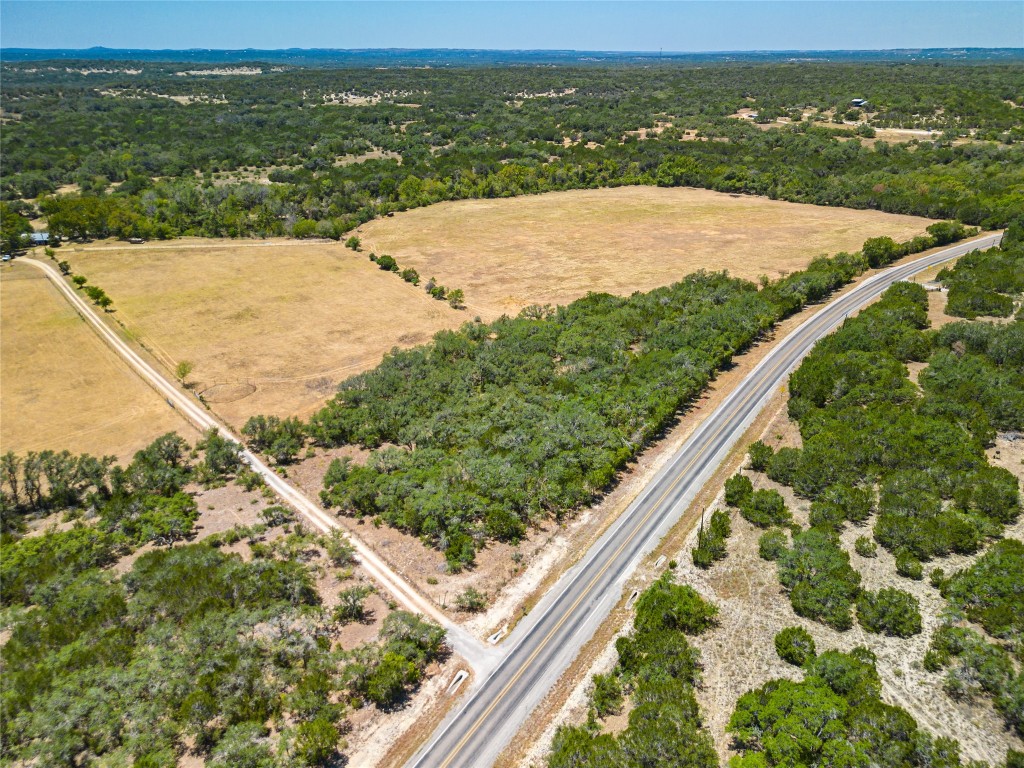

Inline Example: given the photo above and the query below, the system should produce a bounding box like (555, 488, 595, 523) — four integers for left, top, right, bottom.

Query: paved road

(409, 233, 1003, 768)
(19, 257, 491, 666)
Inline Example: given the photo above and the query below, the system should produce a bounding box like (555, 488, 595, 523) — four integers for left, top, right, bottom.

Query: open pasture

(1, 263, 196, 460)
(66, 239, 466, 427)
(356, 186, 935, 317)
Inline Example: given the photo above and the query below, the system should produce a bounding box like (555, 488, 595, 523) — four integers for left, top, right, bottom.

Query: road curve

(408, 233, 1003, 768)
(18, 257, 488, 664)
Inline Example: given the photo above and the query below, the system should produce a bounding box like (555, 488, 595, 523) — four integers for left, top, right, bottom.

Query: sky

(1, 1, 1022, 52)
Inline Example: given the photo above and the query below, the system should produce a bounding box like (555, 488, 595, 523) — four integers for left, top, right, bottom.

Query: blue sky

(2, 1, 1021, 51)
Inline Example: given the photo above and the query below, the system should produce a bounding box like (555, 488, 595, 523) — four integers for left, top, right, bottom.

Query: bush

(447, 288, 466, 309)
(376, 254, 399, 272)
(724, 473, 753, 507)
(634, 573, 718, 635)
(766, 447, 801, 486)
(335, 585, 373, 623)
(774, 626, 816, 666)
(345, 236, 361, 251)
(748, 441, 774, 472)
(895, 550, 924, 580)
(590, 673, 623, 717)
(693, 509, 731, 569)
(929, 567, 946, 588)
(454, 586, 487, 613)
(856, 588, 922, 637)
(259, 504, 294, 527)
(758, 528, 789, 561)
(322, 530, 356, 566)
(854, 536, 877, 558)
(740, 488, 790, 528)
(400, 267, 420, 285)
(941, 539, 1024, 638)
(778, 528, 861, 630)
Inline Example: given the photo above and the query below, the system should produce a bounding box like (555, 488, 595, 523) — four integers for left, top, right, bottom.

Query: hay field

(356, 186, 935, 317)
(66, 239, 466, 428)
(1, 263, 197, 461)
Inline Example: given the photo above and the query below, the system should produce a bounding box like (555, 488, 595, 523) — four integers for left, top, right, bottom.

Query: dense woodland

(2, 61, 1024, 245)
(302, 224, 970, 568)
(0, 434, 446, 766)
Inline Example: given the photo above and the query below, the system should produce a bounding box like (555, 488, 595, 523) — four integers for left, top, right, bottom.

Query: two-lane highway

(409, 233, 1003, 768)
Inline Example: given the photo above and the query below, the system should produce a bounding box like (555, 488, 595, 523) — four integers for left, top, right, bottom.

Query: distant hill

(2, 46, 1022, 67)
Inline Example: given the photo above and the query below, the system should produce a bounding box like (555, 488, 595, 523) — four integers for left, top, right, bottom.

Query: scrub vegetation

(2, 62, 1023, 246)
(0, 432, 446, 767)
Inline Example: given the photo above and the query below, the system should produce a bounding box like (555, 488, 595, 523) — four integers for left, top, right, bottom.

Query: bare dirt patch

(356, 186, 934, 319)
(0, 262, 197, 461)
(64, 238, 467, 429)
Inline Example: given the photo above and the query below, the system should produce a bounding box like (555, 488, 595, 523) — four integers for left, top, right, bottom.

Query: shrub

(322, 530, 356, 566)
(447, 288, 466, 309)
(740, 488, 791, 528)
(724, 473, 753, 507)
(766, 447, 801, 486)
(335, 585, 373, 623)
(758, 528, 788, 561)
(778, 528, 861, 630)
(259, 504, 294, 527)
(775, 626, 816, 666)
(454, 586, 487, 613)
(748, 441, 774, 472)
(345, 235, 361, 251)
(854, 536, 877, 558)
(929, 567, 946, 588)
(941, 539, 1024, 638)
(376, 254, 399, 272)
(400, 267, 420, 285)
(634, 573, 718, 635)
(857, 588, 922, 637)
(590, 673, 623, 717)
(895, 550, 924, 580)
(693, 509, 731, 569)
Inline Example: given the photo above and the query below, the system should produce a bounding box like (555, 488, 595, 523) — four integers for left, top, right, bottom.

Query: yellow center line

(435, 307, 837, 767)
(432, 237, 985, 765)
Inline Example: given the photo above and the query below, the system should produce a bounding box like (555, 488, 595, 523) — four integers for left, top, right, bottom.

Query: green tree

(0, 202, 32, 253)
(447, 288, 466, 309)
(748, 441, 774, 471)
(454, 586, 487, 613)
(857, 587, 922, 637)
(294, 717, 340, 766)
(175, 360, 194, 386)
(740, 488, 790, 528)
(335, 585, 373, 623)
(724, 473, 754, 507)
(774, 626, 816, 666)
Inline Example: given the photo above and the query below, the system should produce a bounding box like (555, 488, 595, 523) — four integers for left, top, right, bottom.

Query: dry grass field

(65, 239, 466, 428)
(42, 188, 933, 440)
(356, 186, 935, 317)
(1, 263, 197, 461)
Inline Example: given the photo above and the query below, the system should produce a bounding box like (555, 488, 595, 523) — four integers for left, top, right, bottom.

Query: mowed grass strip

(0, 263, 197, 461)
(357, 186, 935, 316)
